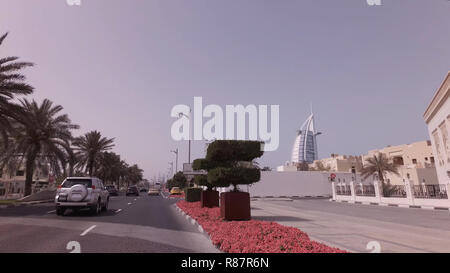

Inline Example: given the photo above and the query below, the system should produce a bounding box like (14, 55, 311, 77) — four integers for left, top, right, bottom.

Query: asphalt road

(0, 193, 218, 253)
(251, 198, 450, 253)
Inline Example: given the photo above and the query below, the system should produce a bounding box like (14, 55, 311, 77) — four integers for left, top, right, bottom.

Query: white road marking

(115, 209, 122, 213)
(47, 210, 56, 214)
(134, 199, 137, 201)
(80, 225, 97, 236)
(127, 202, 132, 205)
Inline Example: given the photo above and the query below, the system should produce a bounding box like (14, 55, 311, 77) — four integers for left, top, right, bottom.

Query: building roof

(424, 72, 450, 124)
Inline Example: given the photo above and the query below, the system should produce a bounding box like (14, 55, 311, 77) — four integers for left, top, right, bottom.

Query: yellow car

(170, 187, 183, 195)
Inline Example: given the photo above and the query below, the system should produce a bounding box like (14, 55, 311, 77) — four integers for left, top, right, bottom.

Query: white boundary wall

(248, 171, 333, 197)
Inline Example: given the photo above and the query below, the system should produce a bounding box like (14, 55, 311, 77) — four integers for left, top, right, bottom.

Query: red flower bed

(177, 201, 347, 253)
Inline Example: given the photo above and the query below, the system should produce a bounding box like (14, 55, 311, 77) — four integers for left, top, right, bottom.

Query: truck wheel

(56, 207, 65, 216)
(101, 198, 109, 212)
(90, 200, 100, 215)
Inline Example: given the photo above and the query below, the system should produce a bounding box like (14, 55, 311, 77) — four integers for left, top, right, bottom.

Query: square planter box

(201, 190, 219, 208)
(185, 188, 202, 202)
(220, 191, 251, 221)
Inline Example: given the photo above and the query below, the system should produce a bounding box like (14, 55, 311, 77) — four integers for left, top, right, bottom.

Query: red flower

(177, 201, 347, 253)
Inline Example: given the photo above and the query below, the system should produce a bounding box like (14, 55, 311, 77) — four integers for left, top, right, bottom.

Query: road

(251, 198, 450, 253)
(0, 193, 218, 253)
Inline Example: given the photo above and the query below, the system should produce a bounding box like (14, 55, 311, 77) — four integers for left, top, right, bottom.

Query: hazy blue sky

(1, 0, 449, 179)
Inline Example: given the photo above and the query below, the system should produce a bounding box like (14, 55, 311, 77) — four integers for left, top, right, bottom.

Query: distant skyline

(1, 0, 449, 179)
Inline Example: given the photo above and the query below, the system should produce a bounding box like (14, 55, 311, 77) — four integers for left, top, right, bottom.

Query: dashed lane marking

(80, 225, 97, 236)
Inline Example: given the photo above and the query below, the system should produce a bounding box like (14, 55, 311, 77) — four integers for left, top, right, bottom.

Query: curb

(330, 199, 450, 211)
(174, 204, 209, 238)
(173, 204, 222, 252)
(0, 199, 53, 209)
(253, 195, 331, 200)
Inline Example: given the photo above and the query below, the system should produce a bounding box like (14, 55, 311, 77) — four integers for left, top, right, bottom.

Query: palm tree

(361, 153, 399, 187)
(0, 32, 34, 145)
(73, 131, 114, 176)
(1, 99, 79, 196)
(96, 151, 123, 185)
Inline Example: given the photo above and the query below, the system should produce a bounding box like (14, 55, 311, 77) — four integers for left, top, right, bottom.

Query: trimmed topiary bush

(185, 187, 202, 202)
(192, 140, 264, 220)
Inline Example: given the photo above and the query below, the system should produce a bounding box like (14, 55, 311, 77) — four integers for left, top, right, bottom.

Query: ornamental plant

(192, 140, 264, 191)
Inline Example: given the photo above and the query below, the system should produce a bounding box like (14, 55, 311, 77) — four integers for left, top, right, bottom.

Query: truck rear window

(62, 179, 92, 188)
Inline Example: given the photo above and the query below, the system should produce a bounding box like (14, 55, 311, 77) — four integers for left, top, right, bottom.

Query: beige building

(0, 160, 52, 197)
(363, 140, 438, 185)
(310, 154, 363, 173)
(424, 72, 450, 185)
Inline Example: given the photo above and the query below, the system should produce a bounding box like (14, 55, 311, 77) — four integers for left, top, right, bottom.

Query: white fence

(332, 180, 450, 209)
(247, 171, 333, 197)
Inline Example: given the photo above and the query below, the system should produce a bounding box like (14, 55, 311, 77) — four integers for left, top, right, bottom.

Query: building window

(16, 170, 25, 177)
(425, 157, 428, 161)
(412, 159, 417, 164)
(393, 156, 404, 166)
(430, 157, 435, 164)
(439, 121, 450, 155)
(432, 130, 444, 165)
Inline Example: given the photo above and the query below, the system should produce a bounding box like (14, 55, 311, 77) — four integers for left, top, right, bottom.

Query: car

(148, 188, 160, 196)
(170, 187, 183, 195)
(126, 186, 140, 196)
(106, 185, 119, 196)
(55, 177, 109, 216)
(140, 187, 148, 193)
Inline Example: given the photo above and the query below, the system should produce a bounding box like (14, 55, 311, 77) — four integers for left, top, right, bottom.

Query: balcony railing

(413, 184, 448, 199)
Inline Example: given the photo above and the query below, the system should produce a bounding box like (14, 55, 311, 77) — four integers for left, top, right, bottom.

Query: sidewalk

(251, 199, 450, 253)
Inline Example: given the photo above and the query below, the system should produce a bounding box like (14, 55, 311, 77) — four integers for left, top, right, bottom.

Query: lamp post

(178, 110, 192, 164)
(171, 149, 179, 173)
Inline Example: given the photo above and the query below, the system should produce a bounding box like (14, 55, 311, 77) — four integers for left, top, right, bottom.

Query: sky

(1, 0, 449, 180)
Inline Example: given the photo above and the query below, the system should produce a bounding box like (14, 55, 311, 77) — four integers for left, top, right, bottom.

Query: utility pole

(178, 111, 192, 164)
(171, 149, 179, 173)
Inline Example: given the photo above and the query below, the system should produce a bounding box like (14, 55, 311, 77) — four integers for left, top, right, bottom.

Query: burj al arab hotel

(291, 108, 321, 164)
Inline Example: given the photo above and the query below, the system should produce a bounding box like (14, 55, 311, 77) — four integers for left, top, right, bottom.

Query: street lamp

(178, 110, 192, 164)
(171, 149, 179, 173)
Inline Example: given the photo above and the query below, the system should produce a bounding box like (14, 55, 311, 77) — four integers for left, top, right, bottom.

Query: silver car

(55, 177, 109, 216)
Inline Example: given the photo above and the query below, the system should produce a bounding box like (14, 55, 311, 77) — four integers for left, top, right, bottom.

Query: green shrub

(192, 140, 264, 191)
(172, 171, 187, 189)
(185, 187, 202, 202)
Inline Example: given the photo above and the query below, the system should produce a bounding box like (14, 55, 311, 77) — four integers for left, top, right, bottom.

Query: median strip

(177, 201, 347, 253)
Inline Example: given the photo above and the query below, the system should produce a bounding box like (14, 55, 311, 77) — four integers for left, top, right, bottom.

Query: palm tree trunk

(24, 151, 37, 197)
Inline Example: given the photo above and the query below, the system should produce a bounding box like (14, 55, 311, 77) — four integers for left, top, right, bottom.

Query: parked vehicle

(140, 187, 148, 193)
(55, 177, 109, 216)
(106, 185, 119, 196)
(126, 186, 140, 196)
(148, 188, 160, 196)
(170, 187, 183, 195)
